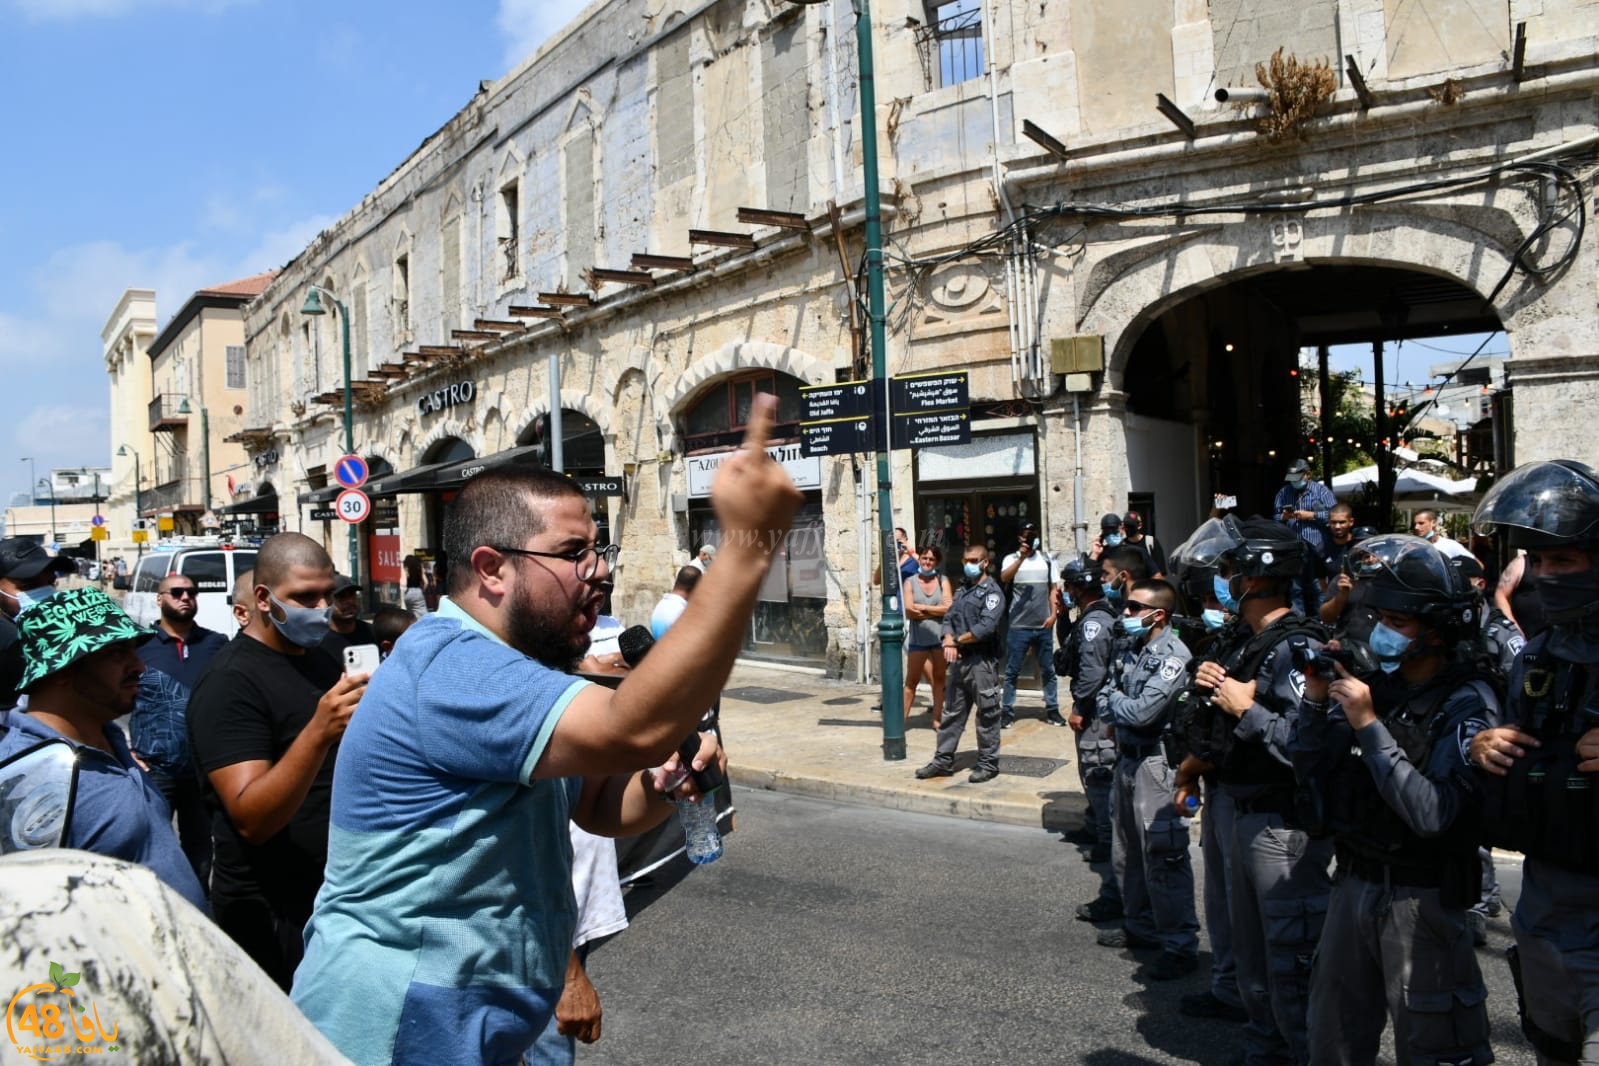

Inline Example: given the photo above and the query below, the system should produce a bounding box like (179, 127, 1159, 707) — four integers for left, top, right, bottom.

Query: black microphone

(615, 624, 725, 793)
(618, 625, 654, 668)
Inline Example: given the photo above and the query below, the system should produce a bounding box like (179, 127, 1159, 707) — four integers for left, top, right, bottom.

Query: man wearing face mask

(1412, 508, 1473, 561)
(1058, 556, 1122, 869)
(916, 545, 1007, 783)
(1099, 544, 1148, 611)
(1290, 535, 1496, 1066)
(0, 538, 76, 710)
(999, 522, 1062, 728)
(1089, 579, 1198, 981)
(186, 532, 367, 989)
(1173, 517, 1332, 1066)
(1090, 512, 1125, 562)
(1275, 458, 1337, 616)
(1468, 460, 1599, 1065)
(1121, 511, 1167, 579)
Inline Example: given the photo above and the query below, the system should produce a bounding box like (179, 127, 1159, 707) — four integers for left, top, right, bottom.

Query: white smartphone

(343, 644, 381, 677)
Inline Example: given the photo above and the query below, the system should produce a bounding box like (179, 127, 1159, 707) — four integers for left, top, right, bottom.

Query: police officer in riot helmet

(1468, 459, 1599, 1065)
(1291, 534, 1497, 1066)
(1171, 516, 1333, 1062)
(1056, 555, 1122, 865)
(1164, 520, 1248, 1022)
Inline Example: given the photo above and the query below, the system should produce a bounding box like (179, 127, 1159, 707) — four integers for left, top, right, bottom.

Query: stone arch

(662, 341, 831, 421)
(508, 390, 614, 444)
(1080, 207, 1527, 383)
(412, 420, 484, 465)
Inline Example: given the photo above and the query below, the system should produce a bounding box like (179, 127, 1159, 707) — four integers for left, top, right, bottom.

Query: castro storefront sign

(417, 380, 476, 416)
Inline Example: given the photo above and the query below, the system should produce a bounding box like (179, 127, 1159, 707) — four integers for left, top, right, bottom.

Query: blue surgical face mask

(1101, 579, 1122, 602)
(918, 566, 937, 578)
(1213, 574, 1240, 613)
(3, 585, 56, 618)
(963, 562, 983, 581)
(1103, 533, 1123, 548)
(1120, 613, 1154, 637)
(267, 590, 333, 649)
(1368, 621, 1412, 673)
(1202, 607, 1227, 632)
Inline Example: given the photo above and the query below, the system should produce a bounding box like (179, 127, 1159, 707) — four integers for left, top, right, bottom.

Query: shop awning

(366, 445, 547, 497)
(363, 446, 627, 498)
(298, 485, 342, 506)
(215, 493, 280, 516)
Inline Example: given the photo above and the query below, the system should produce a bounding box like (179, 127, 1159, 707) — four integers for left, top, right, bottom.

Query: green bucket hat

(18, 587, 155, 692)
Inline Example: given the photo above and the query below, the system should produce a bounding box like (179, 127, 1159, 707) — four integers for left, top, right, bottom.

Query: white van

(124, 542, 259, 636)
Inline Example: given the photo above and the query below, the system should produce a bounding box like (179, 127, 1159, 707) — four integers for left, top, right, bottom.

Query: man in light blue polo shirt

(294, 397, 803, 1066)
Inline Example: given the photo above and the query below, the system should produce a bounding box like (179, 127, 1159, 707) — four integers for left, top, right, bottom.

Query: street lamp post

(787, 0, 903, 759)
(301, 286, 361, 584)
(116, 445, 144, 558)
(39, 478, 56, 547)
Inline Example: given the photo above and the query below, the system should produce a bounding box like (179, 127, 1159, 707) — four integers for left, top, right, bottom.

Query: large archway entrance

(1115, 263, 1506, 538)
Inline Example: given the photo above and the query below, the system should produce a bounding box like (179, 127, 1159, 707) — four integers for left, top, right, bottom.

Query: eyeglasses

(1124, 600, 1160, 615)
(491, 543, 620, 582)
(164, 588, 197, 600)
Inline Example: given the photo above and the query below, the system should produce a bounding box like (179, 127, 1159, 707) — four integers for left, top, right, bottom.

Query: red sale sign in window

(370, 534, 402, 584)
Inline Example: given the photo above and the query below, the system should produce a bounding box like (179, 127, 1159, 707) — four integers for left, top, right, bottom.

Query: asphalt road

(581, 789, 1535, 1066)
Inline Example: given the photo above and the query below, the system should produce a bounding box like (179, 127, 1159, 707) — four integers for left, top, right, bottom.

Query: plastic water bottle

(675, 794, 723, 864)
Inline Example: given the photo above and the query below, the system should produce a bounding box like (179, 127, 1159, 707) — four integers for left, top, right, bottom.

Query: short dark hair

(915, 544, 944, 564)
(1107, 545, 1148, 581)
(372, 604, 417, 647)
(1131, 578, 1177, 615)
(255, 533, 332, 590)
(672, 566, 703, 594)
(1416, 508, 1440, 523)
(444, 468, 587, 595)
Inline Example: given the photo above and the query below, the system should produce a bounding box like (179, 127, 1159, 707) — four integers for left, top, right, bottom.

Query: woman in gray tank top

(902, 546, 954, 729)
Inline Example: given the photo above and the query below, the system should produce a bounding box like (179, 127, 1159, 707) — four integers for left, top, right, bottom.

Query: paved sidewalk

(718, 661, 1088, 833)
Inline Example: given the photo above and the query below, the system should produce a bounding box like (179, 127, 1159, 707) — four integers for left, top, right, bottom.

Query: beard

(159, 601, 196, 625)
(505, 577, 591, 672)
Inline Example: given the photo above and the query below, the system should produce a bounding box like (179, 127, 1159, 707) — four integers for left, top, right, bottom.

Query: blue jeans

(527, 1014, 574, 1065)
(1002, 626, 1057, 717)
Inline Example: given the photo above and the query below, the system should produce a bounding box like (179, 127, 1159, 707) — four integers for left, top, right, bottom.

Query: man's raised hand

(710, 393, 804, 557)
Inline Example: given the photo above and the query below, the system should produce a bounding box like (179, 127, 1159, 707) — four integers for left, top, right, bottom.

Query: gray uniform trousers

(1228, 806, 1334, 1066)
(930, 652, 1002, 773)
(1111, 750, 1198, 957)
(1511, 859, 1599, 1065)
(1201, 780, 1242, 1007)
(1307, 872, 1491, 1066)
(1078, 716, 1118, 855)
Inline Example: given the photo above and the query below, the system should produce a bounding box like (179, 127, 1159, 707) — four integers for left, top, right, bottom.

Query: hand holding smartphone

(343, 644, 381, 677)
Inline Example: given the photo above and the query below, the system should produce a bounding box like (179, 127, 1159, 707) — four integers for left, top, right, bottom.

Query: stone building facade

(239, 0, 1598, 677)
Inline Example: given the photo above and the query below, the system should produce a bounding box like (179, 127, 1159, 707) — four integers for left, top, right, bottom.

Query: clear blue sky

(0, 0, 588, 504)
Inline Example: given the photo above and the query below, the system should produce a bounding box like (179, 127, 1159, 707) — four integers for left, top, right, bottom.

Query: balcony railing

(149, 395, 188, 432)
(142, 476, 203, 514)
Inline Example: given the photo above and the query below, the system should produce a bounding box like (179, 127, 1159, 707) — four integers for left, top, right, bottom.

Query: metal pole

(201, 407, 213, 524)
(339, 298, 359, 582)
(46, 480, 56, 547)
(134, 452, 144, 559)
(852, 0, 905, 761)
(548, 353, 565, 473)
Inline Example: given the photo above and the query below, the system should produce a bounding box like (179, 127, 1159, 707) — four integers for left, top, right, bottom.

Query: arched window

(422, 437, 474, 465)
(683, 371, 802, 451)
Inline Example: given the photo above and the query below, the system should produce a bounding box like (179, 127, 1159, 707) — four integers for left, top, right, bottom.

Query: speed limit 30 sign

(335, 489, 371, 524)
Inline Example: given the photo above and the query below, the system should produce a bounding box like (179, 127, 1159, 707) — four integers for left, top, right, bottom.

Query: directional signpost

(799, 372, 969, 456)
(889, 371, 970, 449)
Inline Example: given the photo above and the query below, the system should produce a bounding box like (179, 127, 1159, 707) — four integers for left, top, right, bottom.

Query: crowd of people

(917, 457, 1599, 1066)
(0, 395, 803, 1065)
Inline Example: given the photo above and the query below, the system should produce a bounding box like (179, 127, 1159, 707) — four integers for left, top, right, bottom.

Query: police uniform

(1100, 626, 1197, 963)
(1065, 598, 1121, 857)
(924, 573, 1006, 776)
(1293, 672, 1497, 1066)
(1482, 631, 1599, 1064)
(1190, 612, 1333, 1066)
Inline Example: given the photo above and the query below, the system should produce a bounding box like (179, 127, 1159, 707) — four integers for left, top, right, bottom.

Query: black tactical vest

(1304, 667, 1493, 868)
(1479, 634, 1599, 872)
(1055, 599, 1116, 679)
